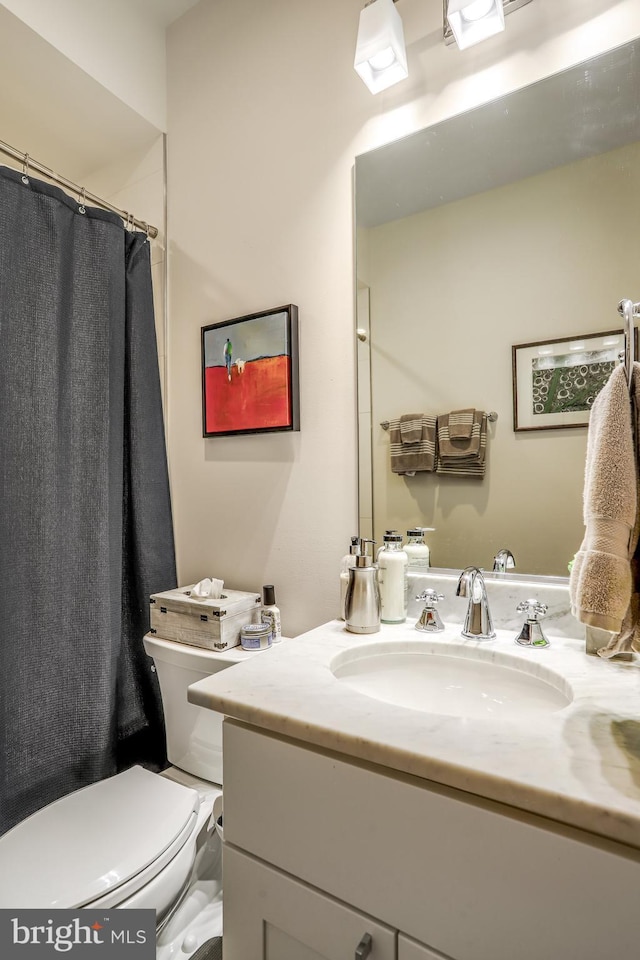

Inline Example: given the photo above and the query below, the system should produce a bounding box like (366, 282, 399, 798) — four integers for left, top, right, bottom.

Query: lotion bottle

(339, 536, 361, 620)
(262, 584, 281, 643)
(404, 527, 434, 571)
(377, 531, 408, 623)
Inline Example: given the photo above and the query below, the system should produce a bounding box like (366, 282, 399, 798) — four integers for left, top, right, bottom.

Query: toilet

(0, 634, 233, 952)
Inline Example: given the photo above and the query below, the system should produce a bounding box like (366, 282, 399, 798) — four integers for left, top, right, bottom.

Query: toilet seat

(0, 766, 200, 909)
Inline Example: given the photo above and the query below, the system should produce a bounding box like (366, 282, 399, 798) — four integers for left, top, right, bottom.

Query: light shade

(354, 0, 408, 95)
(446, 0, 505, 50)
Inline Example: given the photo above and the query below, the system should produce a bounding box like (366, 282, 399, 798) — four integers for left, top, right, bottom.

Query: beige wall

(166, 0, 640, 636)
(365, 142, 640, 575)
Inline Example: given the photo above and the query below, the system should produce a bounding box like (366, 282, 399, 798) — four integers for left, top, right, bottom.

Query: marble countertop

(187, 619, 640, 850)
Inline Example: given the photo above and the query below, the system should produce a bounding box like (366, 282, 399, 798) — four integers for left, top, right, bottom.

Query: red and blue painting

(202, 304, 299, 437)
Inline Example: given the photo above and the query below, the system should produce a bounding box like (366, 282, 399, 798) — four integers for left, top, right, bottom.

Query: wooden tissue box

(149, 586, 262, 651)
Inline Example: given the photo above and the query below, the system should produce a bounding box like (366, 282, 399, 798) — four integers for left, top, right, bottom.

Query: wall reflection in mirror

(355, 39, 640, 578)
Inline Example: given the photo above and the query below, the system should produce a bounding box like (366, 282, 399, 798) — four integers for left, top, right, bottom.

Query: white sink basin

(330, 639, 572, 719)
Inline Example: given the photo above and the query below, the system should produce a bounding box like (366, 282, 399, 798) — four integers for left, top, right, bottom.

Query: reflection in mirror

(355, 39, 640, 578)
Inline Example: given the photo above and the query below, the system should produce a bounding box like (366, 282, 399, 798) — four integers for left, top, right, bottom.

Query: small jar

(240, 621, 273, 651)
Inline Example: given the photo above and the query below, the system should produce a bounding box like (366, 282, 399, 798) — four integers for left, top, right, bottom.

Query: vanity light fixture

(444, 0, 533, 50)
(354, 0, 408, 94)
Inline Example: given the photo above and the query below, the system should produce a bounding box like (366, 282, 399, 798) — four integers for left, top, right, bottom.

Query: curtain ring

(78, 186, 86, 214)
(21, 153, 30, 185)
(144, 222, 151, 243)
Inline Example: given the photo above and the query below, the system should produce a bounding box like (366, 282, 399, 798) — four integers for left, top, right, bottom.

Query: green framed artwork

(512, 328, 637, 432)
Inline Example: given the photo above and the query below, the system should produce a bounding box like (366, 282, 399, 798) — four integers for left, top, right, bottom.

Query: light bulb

(461, 0, 495, 22)
(368, 46, 396, 71)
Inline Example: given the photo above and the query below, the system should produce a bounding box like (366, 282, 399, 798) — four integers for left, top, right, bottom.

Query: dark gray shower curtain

(0, 165, 177, 836)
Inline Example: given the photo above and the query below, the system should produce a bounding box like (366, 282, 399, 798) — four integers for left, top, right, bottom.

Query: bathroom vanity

(188, 619, 640, 960)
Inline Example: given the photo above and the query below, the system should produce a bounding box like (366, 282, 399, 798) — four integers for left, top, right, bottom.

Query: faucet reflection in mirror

(493, 548, 516, 573)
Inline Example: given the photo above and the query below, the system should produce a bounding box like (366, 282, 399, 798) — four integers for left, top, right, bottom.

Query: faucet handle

(416, 589, 444, 606)
(515, 598, 550, 647)
(516, 599, 548, 619)
(415, 590, 445, 633)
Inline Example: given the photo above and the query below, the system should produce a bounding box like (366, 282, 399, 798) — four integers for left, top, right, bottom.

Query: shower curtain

(0, 165, 177, 836)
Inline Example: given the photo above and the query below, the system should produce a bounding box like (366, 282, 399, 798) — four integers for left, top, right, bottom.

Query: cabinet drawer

(224, 845, 396, 960)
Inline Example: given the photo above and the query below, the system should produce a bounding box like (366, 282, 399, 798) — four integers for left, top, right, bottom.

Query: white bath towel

(569, 362, 640, 655)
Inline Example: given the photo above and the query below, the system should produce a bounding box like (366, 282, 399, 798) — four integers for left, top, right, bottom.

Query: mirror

(355, 39, 640, 577)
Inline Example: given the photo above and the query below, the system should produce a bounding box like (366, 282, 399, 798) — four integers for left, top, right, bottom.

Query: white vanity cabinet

(221, 719, 640, 960)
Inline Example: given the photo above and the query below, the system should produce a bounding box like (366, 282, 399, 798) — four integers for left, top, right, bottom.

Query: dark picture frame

(512, 328, 636, 432)
(202, 304, 300, 437)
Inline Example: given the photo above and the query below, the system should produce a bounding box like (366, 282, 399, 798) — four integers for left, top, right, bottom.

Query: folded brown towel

(399, 413, 423, 445)
(437, 410, 484, 460)
(448, 408, 475, 440)
(389, 415, 436, 475)
(436, 412, 487, 476)
(569, 362, 640, 654)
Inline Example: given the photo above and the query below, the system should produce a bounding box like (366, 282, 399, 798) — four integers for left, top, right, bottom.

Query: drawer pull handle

(355, 932, 372, 959)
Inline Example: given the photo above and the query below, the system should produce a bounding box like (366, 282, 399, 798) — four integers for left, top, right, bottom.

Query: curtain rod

(0, 138, 158, 240)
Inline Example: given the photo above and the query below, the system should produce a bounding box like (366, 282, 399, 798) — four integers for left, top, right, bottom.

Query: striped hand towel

(399, 413, 423, 444)
(389, 415, 437, 475)
(448, 408, 475, 440)
(436, 411, 487, 477)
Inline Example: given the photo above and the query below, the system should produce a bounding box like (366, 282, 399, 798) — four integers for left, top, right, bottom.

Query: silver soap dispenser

(344, 539, 381, 635)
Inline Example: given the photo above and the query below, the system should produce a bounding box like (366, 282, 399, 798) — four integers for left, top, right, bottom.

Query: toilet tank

(143, 634, 233, 784)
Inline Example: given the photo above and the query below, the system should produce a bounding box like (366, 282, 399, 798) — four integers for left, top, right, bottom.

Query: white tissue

(191, 577, 224, 600)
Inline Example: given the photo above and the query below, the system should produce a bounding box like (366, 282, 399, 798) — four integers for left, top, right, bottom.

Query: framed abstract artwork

(202, 304, 300, 437)
(512, 328, 636, 431)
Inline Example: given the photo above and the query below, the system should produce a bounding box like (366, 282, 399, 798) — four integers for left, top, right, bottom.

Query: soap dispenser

(339, 536, 361, 620)
(344, 539, 380, 634)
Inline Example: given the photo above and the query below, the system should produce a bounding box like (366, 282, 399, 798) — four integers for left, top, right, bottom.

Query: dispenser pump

(356, 537, 375, 563)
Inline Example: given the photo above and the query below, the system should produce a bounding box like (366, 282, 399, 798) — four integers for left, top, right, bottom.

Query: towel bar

(380, 411, 498, 430)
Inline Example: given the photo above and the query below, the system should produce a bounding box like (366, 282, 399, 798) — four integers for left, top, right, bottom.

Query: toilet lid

(0, 766, 199, 909)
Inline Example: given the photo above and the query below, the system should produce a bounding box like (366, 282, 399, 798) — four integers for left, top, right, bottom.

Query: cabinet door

(224, 845, 396, 960)
(398, 933, 451, 960)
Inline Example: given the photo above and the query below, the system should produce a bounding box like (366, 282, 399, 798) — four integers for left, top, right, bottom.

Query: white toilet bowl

(0, 634, 235, 954)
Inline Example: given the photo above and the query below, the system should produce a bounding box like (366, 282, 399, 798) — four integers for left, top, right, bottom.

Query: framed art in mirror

(202, 304, 299, 437)
(512, 328, 636, 431)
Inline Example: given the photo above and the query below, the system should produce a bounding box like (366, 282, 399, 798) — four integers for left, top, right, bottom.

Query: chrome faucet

(456, 567, 496, 640)
(493, 548, 516, 574)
